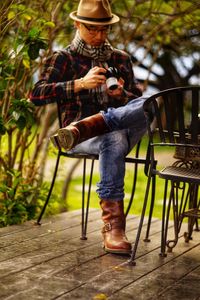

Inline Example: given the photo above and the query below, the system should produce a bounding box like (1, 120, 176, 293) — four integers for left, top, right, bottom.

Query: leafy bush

(0, 0, 79, 226)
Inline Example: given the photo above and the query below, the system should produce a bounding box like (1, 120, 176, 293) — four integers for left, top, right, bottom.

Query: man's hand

(81, 66, 107, 89)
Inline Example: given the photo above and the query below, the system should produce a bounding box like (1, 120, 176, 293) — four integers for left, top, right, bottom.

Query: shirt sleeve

(29, 51, 75, 106)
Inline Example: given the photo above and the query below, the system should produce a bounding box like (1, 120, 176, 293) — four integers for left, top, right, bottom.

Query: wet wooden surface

(0, 209, 199, 300)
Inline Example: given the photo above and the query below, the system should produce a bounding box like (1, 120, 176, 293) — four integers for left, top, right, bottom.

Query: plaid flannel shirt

(30, 45, 142, 126)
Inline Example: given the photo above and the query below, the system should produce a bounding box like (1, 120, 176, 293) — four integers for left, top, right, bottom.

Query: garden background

(0, 0, 200, 226)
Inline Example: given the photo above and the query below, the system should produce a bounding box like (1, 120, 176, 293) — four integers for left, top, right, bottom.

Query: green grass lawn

(69, 169, 164, 219)
(45, 163, 165, 221)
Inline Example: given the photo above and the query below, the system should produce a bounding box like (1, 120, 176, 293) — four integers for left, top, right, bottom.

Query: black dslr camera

(104, 67, 120, 90)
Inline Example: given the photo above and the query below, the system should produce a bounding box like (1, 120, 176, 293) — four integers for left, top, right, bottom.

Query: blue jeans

(69, 96, 148, 201)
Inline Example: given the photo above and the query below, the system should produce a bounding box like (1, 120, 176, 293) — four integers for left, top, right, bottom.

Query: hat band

(76, 15, 113, 22)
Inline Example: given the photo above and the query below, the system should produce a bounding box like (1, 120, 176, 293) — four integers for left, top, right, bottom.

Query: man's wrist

(80, 77, 86, 89)
(74, 78, 86, 92)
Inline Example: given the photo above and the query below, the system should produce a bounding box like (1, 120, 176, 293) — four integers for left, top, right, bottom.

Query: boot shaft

(100, 199, 125, 229)
(55, 113, 109, 150)
(74, 113, 109, 143)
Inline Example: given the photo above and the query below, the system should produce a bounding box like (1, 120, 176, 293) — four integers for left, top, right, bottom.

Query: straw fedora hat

(69, 0, 120, 25)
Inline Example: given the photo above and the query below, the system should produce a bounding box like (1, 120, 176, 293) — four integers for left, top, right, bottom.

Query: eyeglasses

(82, 23, 111, 35)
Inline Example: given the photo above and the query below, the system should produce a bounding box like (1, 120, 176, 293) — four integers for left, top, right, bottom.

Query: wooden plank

(0, 214, 144, 263)
(157, 266, 200, 300)
(0, 209, 89, 236)
(0, 209, 142, 249)
(54, 243, 200, 300)
(0, 218, 198, 299)
(0, 217, 160, 299)
(0, 215, 152, 276)
(0, 209, 99, 244)
(108, 244, 200, 300)
(0, 208, 199, 300)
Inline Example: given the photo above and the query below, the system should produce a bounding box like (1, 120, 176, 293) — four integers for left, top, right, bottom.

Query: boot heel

(50, 134, 61, 150)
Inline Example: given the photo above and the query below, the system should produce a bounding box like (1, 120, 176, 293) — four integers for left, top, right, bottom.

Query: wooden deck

(0, 209, 199, 300)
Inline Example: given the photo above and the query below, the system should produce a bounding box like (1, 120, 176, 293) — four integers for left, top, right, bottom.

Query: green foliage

(112, 0, 200, 89)
(0, 169, 44, 227)
(0, 0, 59, 226)
(0, 117, 6, 135)
(9, 99, 36, 130)
(0, 0, 199, 227)
(26, 28, 48, 60)
(0, 0, 80, 227)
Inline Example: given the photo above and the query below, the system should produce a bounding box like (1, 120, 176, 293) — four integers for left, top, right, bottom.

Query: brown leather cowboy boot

(100, 199, 132, 255)
(50, 113, 109, 150)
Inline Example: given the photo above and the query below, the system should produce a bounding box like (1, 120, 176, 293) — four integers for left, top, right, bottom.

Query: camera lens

(105, 67, 119, 90)
(106, 77, 118, 90)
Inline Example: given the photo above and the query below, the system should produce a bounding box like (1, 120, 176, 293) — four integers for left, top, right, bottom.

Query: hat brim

(69, 11, 120, 25)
